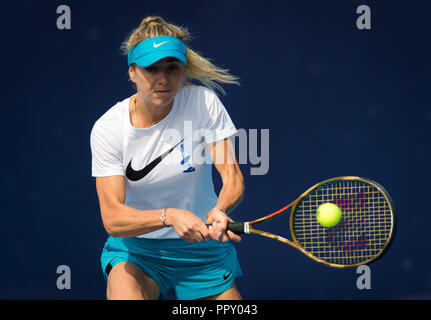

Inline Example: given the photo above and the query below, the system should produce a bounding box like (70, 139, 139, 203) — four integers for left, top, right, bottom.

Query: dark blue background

(1, 0, 429, 299)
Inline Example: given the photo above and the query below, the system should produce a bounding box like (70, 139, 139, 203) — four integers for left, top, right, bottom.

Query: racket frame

(241, 176, 396, 268)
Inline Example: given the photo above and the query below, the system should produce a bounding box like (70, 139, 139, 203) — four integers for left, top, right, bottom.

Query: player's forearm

(102, 205, 165, 237)
(216, 171, 245, 214)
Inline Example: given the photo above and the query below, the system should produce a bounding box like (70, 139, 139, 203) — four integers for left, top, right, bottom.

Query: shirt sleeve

(201, 88, 237, 144)
(90, 121, 124, 177)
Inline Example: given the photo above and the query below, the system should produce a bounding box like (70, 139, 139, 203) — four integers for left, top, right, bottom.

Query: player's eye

(145, 65, 158, 73)
(168, 64, 179, 72)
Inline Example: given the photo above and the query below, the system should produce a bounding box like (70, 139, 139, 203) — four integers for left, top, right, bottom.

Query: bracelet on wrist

(161, 208, 169, 227)
(212, 207, 226, 213)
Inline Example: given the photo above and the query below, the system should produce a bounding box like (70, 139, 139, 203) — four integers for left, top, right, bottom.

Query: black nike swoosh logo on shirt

(126, 139, 184, 181)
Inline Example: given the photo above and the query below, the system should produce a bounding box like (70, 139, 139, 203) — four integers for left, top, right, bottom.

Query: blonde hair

(121, 16, 240, 94)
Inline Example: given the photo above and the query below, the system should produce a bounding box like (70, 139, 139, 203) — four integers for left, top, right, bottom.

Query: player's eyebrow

(165, 57, 179, 63)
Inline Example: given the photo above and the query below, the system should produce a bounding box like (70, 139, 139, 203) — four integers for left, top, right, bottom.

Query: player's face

(129, 57, 185, 109)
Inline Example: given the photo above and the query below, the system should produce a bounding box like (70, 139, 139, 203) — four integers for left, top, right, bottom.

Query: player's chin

(152, 92, 174, 103)
(152, 99, 172, 107)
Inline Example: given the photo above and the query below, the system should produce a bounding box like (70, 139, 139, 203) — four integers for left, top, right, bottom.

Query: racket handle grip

(205, 222, 245, 234)
(227, 222, 245, 235)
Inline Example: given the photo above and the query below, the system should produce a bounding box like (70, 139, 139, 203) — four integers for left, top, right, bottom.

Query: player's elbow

(104, 222, 125, 238)
(103, 222, 119, 237)
(102, 216, 118, 237)
(100, 208, 123, 237)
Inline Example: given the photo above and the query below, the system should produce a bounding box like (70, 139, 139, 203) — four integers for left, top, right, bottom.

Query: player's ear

(129, 65, 136, 83)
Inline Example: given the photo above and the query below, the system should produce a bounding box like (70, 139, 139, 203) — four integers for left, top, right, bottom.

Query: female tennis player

(90, 16, 244, 300)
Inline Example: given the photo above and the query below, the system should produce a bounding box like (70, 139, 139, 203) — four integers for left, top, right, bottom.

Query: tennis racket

(227, 176, 395, 268)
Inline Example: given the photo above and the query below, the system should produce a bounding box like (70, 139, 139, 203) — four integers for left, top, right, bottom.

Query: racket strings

(292, 179, 393, 266)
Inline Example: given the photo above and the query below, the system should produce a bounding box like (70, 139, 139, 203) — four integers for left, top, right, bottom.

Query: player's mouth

(154, 90, 171, 94)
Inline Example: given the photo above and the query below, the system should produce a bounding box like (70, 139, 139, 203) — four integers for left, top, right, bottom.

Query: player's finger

(182, 234, 195, 243)
(183, 227, 200, 243)
(227, 230, 242, 243)
(197, 224, 211, 241)
(216, 222, 226, 241)
(219, 221, 228, 234)
(214, 222, 231, 242)
(221, 232, 230, 242)
(209, 221, 219, 241)
(193, 229, 205, 242)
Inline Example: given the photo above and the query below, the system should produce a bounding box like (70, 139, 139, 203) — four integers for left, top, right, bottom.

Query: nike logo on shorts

(126, 139, 184, 181)
(223, 271, 233, 280)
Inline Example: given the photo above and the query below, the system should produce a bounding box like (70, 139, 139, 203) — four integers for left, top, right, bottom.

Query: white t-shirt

(90, 85, 237, 239)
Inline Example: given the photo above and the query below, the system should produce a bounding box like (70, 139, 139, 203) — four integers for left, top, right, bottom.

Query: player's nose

(156, 69, 169, 85)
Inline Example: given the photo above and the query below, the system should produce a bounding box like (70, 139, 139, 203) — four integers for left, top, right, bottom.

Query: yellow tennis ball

(316, 203, 342, 227)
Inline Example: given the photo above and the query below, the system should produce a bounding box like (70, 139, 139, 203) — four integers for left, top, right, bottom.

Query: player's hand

(206, 208, 242, 243)
(166, 208, 211, 243)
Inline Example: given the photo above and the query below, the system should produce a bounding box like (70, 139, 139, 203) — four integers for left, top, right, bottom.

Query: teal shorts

(100, 236, 242, 300)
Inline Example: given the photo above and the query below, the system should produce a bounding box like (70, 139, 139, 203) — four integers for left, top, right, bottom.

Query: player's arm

(95, 176, 210, 242)
(206, 138, 244, 242)
(96, 175, 165, 237)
